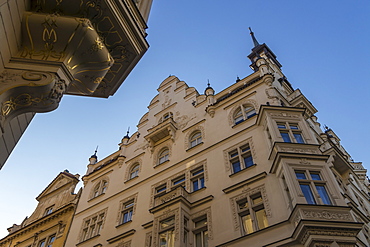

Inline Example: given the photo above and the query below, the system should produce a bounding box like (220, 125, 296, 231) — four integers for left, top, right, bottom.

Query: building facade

(64, 34, 370, 246)
(0, 0, 153, 168)
(0, 170, 80, 247)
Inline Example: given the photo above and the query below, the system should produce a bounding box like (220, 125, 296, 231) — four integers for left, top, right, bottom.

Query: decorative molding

(301, 210, 351, 221)
(191, 207, 213, 240)
(107, 230, 135, 244)
(145, 232, 152, 247)
(116, 193, 138, 225)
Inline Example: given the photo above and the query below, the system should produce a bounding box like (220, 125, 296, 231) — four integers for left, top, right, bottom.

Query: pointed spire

(91, 146, 98, 159)
(123, 127, 130, 139)
(249, 27, 260, 48)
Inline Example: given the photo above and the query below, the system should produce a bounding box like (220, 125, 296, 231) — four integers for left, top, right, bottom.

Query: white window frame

(92, 179, 108, 198)
(277, 122, 305, 143)
(233, 105, 256, 125)
(189, 131, 202, 148)
(80, 209, 107, 242)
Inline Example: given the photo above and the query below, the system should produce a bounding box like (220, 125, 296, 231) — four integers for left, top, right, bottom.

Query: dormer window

(159, 112, 173, 123)
(44, 206, 53, 216)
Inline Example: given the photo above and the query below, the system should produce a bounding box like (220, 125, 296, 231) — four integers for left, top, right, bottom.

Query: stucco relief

(230, 185, 271, 231)
(300, 227, 358, 245)
(116, 240, 131, 247)
(269, 112, 300, 119)
(228, 99, 258, 126)
(174, 112, 196, 130)
(280, 147, 318, 154)
(145, 232, 152, 247)
(302, 210, 351, 221)
(223, 137, 256, 172)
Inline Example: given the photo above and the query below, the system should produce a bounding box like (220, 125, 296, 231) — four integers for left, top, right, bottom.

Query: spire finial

(207, 79, 210, 87)
(123, 127, 130, 139)
(91, 146, 98, 159)
(249, 27, 260, 47)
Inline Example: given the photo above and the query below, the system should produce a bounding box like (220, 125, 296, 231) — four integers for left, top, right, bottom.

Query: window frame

(44, 206, 54, 216)
(129, 163, 140, 180)
(294, 170, 332, 205)
(228, 144, 254, 174)
(158, 217, 175, 247)
(189, 131, 203, 148)
(80, 209, 107, 243)
(233, 104, 256, 125)
(119, 200, 135, 225)
(277, 122, 305, 144)
(92, 179, 108, 199)
(191, 168, 205, 192)
(237, 192, 268, 235)
(193, 217, 208, 247)
(158, 148, 170, 165)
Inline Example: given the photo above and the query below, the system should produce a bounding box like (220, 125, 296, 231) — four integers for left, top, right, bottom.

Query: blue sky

(1, 0, 370, 238)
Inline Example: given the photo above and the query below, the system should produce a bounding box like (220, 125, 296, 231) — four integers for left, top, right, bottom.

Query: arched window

(129, 163, 140, 179)
(92, 180, 108, 198)
(158, 148, 169, 165)
(189, 131, 202, 148)
(233, 105, 256, 125)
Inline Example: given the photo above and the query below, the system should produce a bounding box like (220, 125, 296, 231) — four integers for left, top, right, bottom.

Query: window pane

(245, 107, 256, 118)
(192, 169, 204, 176)
(290, 124, 299, 130)
(293, 133, 304, 143)
(160, 218, 175, 228)
(316, 185, 332, 205)
(200, 177, 205, 189)
(252, 196, 262, 205)
(295, 172, 306, 179)
(255, 208, 268, 230)
(241, 214, 253, 234)
(310, 173, 321, 180)
(195, 219, 207, 228)
(195, 232, 202, 247)
(280, 132, 291, 142)
(243, 155, 253, 168)
(232, 161, 241, 173)
(203, 230, 209, 247)
(277, 123, 286, 129)
(300, 184, 316, 204)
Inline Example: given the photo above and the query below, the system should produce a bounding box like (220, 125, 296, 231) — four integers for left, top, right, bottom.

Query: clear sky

(1, 0, 370, 238)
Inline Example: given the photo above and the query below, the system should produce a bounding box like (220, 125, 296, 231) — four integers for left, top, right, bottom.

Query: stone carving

(302, 210, 351, 221)
(269, 112, 300, 119)
(300, 227, 358, 245)
(116, 240, 131, 247)
(280, 147, 318, 155)
(175, 112, 196, 130)
(145, 232, 152, 247)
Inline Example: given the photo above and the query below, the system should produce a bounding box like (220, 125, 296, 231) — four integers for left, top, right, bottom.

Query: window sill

(186, 142, 204, 152)
(232, 115, 257, 128)
(88, 193, 105, 202)
(229, 164, 256, 177)
(155, 159, 170, 168)
(77, 234, 101, 245)
(190, 186, 206, 194)
(116, 220, 132, 228)
(125, 176, 139, 183)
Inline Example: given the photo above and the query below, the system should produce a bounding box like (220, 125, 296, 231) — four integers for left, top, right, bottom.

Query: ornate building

(0, 0, 153, 168)
(0, 170, 80, 247)
(64, 32, 370, 246)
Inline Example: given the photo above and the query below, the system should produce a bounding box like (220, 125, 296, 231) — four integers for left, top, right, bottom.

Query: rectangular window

(38, 239, 46, 247)
(229, 144, 254, 174)
(191, 168, 205, 192)
(237, 193, 268, 235)
(172, 175, 186, 188)
(156, 185, 167, 194)
(80, 211, 106, 242)
(120, 200, 134, 225)
(295, 170, 332, 205)
(159, 217, 175, 247)
(193, 218, 208, 247)
(278, 122, 305, 143)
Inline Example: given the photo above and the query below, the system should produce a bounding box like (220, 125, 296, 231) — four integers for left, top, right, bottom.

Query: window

(44, 206, 53, 216)
(129, 163, 140, 179)
(119, 200, 134, 225)
(229, 144, 254, 174)
(159, 112, 173, 123)
(190, 131, 202, 148)
(233, 105, 256, 125)
(172, 175, 186, 189)
(156, 184, 167, 194)
(38, 239, 46, 247)
(80, 211, 106, 242)
(277, 122, 304, 143)
(46, 235, 55, 247)
(92, 180, 108, 198)
(237, 193, 268, 235)
(191, 168, 205, 192)
(158, 148, 169, 165)
(159, 217, 175, 247)
(193, 218, 208, 247)
(295, 170, 331, 205)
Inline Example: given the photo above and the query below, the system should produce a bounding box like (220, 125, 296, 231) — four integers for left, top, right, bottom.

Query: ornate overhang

(144, 117, 177, 150)
(256, 105, 306, 126)
(290, 204, 363, 246)
(269, 142, 329, 174)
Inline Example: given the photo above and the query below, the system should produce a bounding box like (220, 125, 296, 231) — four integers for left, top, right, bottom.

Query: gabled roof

(36, 171, 79, 201)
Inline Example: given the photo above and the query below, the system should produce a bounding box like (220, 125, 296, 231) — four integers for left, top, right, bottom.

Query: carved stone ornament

(0, 69, 66, 128)
(302, 210, 351, 221)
